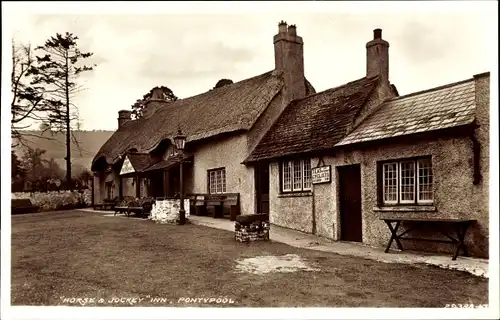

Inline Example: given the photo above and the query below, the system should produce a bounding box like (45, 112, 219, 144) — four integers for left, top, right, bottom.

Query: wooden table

(380, 218, 476, 260)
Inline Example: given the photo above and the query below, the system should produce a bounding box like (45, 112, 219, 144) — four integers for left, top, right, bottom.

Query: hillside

(13, 130, 115, 174)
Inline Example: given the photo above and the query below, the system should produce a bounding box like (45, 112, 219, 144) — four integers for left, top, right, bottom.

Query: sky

(4, 2, 498, 131)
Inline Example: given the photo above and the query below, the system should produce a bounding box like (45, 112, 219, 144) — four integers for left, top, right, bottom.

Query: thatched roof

(93, 70, 291, 170)
(127, 153, 156, 172)
(244, 76, 379, 163)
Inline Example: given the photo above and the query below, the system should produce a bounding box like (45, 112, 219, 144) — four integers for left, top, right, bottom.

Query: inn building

(92, 22, 490, 258)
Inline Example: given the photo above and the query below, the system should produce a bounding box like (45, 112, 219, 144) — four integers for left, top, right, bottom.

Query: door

(338, 164, 362, 242)
(255, 164, 270, 214)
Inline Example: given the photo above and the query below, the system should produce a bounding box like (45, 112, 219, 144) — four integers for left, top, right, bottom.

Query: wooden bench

(12, 199, 39, 215)
(94, 198, 117, 211)
(187, 193, 240, 221)
(115, 198, 153, 218)
(381, 217, 477, 260)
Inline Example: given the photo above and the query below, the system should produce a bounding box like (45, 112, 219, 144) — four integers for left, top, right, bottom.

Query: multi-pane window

(208, 168, 226, 194)
(417, 158, 433, 202)
(400, 161, 415, 203)
(380, 157, 433, 205)
(282, 159, 312, 192)
(382, 163, 398, 203)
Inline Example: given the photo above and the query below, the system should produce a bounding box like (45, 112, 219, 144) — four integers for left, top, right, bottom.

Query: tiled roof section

(92, 70, 284, 168)
(336, 78, 476, 146)
(245, 76, 379, 163)
(127, 153, 156, 172)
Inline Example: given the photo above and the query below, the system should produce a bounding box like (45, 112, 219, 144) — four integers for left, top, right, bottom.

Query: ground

(11, 210, 488, 307)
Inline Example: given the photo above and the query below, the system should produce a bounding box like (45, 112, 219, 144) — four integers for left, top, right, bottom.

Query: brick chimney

(274, 21, 306, 103)
(366, 28, 389, 85)
(118, 110, 132, 128)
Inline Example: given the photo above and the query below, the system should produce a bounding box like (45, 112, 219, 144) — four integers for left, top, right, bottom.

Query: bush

(12, 190, 92, 212)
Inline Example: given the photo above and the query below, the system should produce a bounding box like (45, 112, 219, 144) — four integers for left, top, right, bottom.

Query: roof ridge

(171, 70, 275, 103)
(388, 77, 474, 102)
(145, 70, 276, 118)
(293, 75, 378, 103)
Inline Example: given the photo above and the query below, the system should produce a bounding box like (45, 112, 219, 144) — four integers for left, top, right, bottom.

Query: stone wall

(149, 199, 190, 224)
(12, 189, 92, 212)
(268, 133, 489, 257)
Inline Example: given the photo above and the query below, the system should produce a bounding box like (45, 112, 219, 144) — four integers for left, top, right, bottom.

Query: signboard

(120, 156, 135, 175)
(312, 165, 331, 184)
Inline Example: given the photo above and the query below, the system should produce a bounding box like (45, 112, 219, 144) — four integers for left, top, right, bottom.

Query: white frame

(382, 162, 398, 204)
(281, 159, 312, 192)
(382, 158, 434, 205)
(303, 159, 312, 191)
(208, 168, 226, 194)
(417, 159, 434, 204)
(282, 161, 292, 192)
(399, 160, 415, 204)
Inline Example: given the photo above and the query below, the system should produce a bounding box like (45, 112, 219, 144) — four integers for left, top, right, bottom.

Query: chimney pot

(278, 20, 288, 33)
(288, 24, 297, 36)
(374, 28, 382, 39)
(118, 110, 132, 128)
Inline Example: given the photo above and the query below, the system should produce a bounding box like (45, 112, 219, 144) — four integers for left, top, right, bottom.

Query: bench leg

(453, 222, 471, 260)
(230, 206, 238, 221)
(384, 221, 403, 253)
(213, 205, 223, 219)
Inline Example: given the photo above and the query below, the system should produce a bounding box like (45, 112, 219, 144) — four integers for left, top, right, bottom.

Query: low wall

(150, 199, 191, 224)
(12, 189, 92, 212)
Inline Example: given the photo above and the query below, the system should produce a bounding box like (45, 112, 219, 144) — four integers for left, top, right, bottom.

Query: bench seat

(12, 199, 39, 215)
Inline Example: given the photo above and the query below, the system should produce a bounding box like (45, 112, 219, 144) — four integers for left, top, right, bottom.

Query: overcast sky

(4, 1, 498, 131)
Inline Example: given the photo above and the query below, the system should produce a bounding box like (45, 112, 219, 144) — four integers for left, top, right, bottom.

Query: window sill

(373, 205, 437, 212)
(278, 191, 313, 198)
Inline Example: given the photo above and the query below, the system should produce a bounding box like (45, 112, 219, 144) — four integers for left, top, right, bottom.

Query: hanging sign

(312, 165, 331, 184)
(120, 156, 135, 175)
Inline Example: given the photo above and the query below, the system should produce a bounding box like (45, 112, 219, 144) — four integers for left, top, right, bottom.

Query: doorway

(255, 164, 270, 214)
(338, 164, 362, 242)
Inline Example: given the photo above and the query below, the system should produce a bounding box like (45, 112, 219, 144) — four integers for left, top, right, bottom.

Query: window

(281, 159, 312, 192)
(380, 157, 433, 205)
(208, 168, 226, 194)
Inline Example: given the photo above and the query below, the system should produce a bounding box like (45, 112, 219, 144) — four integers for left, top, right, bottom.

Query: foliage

(27, 32, 96, 184)
(214, 78, 233, 89)
(18, 146, 67, 192)
(12, 190, 91, 212)
(11, 151, 26, 192)
(131, 86, 178, 119)
(11, 41, 46, 145)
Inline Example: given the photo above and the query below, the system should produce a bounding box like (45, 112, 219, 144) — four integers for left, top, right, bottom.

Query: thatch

(92, 70, 285, 170)
(126, 152, 157, 172)
(245, 76, 379, 163)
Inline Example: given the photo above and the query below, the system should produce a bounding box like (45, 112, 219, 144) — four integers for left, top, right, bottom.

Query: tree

(11, 41, 46, 146)
(20, 147, 65, 192)
(11, 150, 26, 192)
(214, 78, 233, 89)
(27, 32, 96, 188)
(21, 147, 47, 183)
(77, 170, 93, 189)
(131, 86, 178, 119)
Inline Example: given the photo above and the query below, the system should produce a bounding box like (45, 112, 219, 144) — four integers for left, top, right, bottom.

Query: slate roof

(244, 76, 379, 163)
(336, 78, 476, 146)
